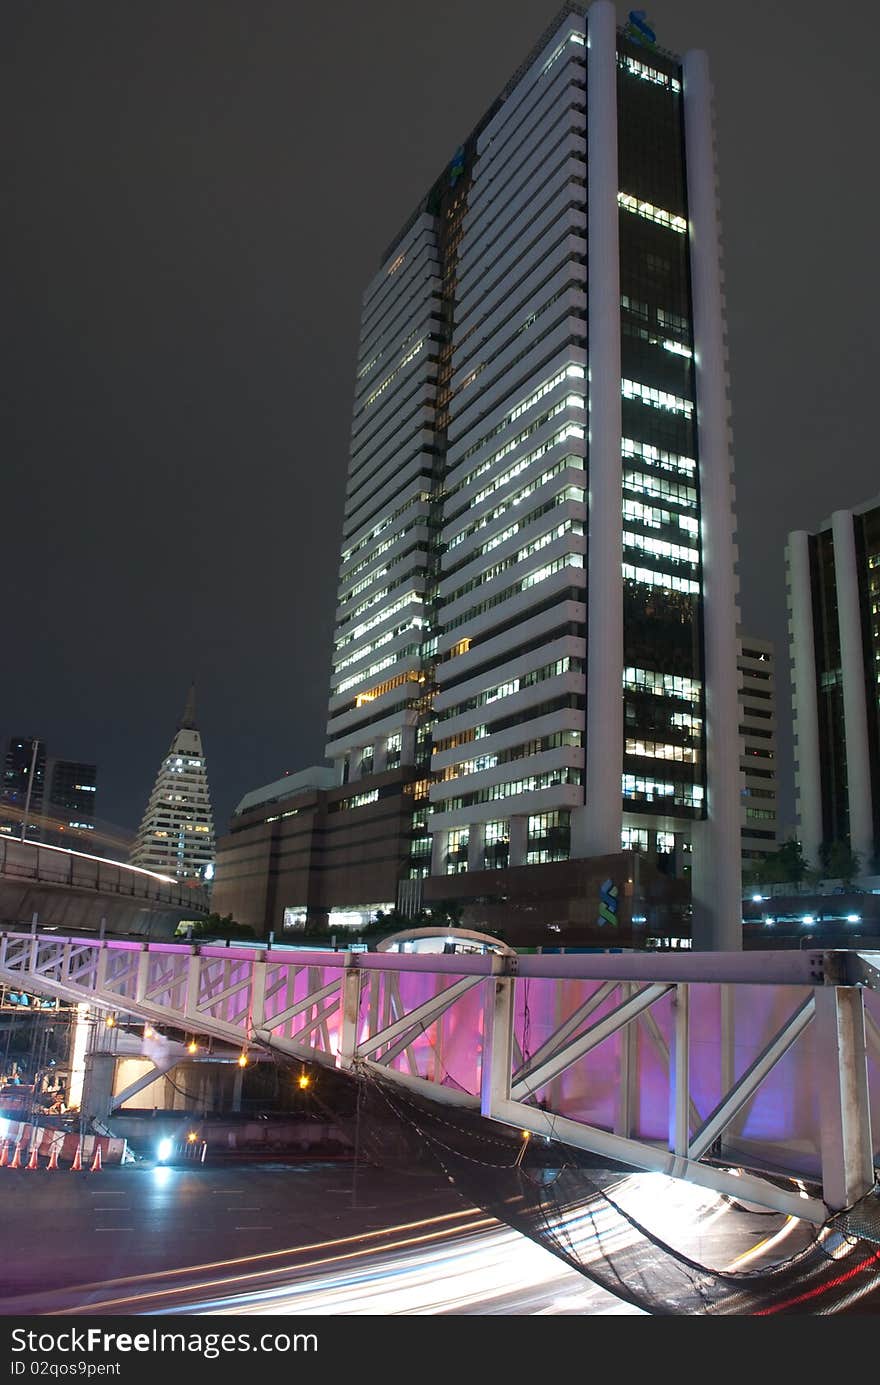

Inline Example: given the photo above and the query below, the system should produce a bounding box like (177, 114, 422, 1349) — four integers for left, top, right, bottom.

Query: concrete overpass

(0, 837, 209, 938)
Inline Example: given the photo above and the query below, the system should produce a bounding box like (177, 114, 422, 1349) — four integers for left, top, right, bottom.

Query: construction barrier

(0, 1121, 126, 1167)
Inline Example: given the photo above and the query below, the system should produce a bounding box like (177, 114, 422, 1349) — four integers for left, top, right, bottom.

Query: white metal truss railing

(2, 930, 879, 1224)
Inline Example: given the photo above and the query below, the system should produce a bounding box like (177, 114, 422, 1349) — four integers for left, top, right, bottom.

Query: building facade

(0, 737, 47, 842)
(129, 688, 216, 882)
(738, 637, 779, 870)
(0, 738, 98, 849)
(319, 2, 741, 949)
(787, 496, 880, 875)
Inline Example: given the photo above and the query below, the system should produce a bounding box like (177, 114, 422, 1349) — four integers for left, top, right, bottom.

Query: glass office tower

(324, 2, 741, 948)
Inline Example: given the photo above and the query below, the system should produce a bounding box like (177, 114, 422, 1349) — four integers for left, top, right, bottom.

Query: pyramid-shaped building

(130, 686, 215, 881)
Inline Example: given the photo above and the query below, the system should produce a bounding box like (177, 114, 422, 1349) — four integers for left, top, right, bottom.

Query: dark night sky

(2, 0, 876, 845)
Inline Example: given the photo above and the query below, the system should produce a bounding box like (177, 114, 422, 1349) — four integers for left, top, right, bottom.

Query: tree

(774, 838, 810, 886)
(189, 913, 255, 940)
(820, 841, 862, 887)
(427, 898, 464, 929)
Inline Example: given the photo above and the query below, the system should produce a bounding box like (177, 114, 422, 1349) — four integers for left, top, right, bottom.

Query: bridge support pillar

(338, 956, 363, 1071)
(480, 959, 515, 1119)
(82, 1053, 116, 1123)
(815, 986, 875, 1211)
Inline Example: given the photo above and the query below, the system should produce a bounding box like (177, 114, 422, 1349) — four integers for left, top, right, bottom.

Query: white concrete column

(467, 823, 484, 872)
(814, 986, 874, 1211)
(683, 48, 742, 950)
(787, 530, 823, 871)
(831, 510, 874, 867)
(401, 725, 417, 766)
(577, 0, 622, 859)
(509, 816, 528, 868)
(430, 829, 447, 878)
(373, 738, 388, 774)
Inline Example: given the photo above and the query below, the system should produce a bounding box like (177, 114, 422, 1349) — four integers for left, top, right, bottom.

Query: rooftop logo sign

(624, 10, 658, 51)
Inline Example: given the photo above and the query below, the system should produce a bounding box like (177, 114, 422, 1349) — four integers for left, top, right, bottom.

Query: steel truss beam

(1, 932, 877, 1222)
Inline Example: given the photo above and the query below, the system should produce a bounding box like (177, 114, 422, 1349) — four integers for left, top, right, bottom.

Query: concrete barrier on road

(0, 1119, 127, 1166)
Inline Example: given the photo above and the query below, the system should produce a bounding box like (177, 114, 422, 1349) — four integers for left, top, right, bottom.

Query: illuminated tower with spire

(129, 685, 215, 881)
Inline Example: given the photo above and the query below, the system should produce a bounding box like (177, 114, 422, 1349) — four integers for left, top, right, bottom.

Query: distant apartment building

(787, 496, 880, 874)
(737, 637, 778, 868)
(129, 688, 215, 882)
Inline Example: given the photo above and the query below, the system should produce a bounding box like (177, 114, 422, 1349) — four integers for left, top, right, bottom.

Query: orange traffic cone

(46, 1143, 60, 1170)
(0, 1140, 9, 1168)
(8, 1143, 22, 1169)
(89, 1142, 103, 1173)
(70, 1142, 83, 1172)
(26, 1144, 39, 1170)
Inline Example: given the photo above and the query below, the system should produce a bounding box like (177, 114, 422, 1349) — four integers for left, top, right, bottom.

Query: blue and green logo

(624, 10, 658, 50)
(598, 878, 619, 928)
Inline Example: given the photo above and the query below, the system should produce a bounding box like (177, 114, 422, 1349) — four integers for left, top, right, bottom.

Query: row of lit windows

(335, 643, 422, 697)
(622, 436, 695, 477)
(442, 553, 584, 634)
(446, 520, 582, 606)
(356, 322, 421, 383)
(340, 517, 425, 594)
(618, 53, 681, 93)
(623, 499, 698, 536)
(469, 432, 585, 512)
(334, 614, 425, 675)
(452, 491, 582, 574)
(542, 28, 585, 76)
(618, 192, 686, 235)
(458, 364, 586, 468)
(623, 563, 699, 595)
(335, 589, 424, 652)
(360, 338, 426, 411)
(441, 656, 584, 720)
(341, 490, 431, 567)
(438, 767, 584, 810)
(625, 738, 700, 764)
(623, 470, 696, 510)
(624, 319, 694, 359)
(622, 827, 677, 852)
(448, 469, 584, 557)
(621, 297, 690, 341)
(622, 775, 705, 807)
(334, 789, 379, 811)
(453, 403, 584, 502)
(442, 729, 583, 779)
(624, 531, 699, 567)
(622, 378, 693, 418)
(447, 400, 573, 504)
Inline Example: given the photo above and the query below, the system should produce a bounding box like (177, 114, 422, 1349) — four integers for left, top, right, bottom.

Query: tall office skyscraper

(130, 686, 216, 882)
(324, 1, 741, 948)
(787, 497, 880, 875)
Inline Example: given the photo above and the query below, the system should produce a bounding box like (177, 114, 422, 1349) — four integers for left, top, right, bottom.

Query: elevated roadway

(0, 838, 208, 938)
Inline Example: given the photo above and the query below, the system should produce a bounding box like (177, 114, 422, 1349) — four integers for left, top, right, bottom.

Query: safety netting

(337, 1062, 880, 1316)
